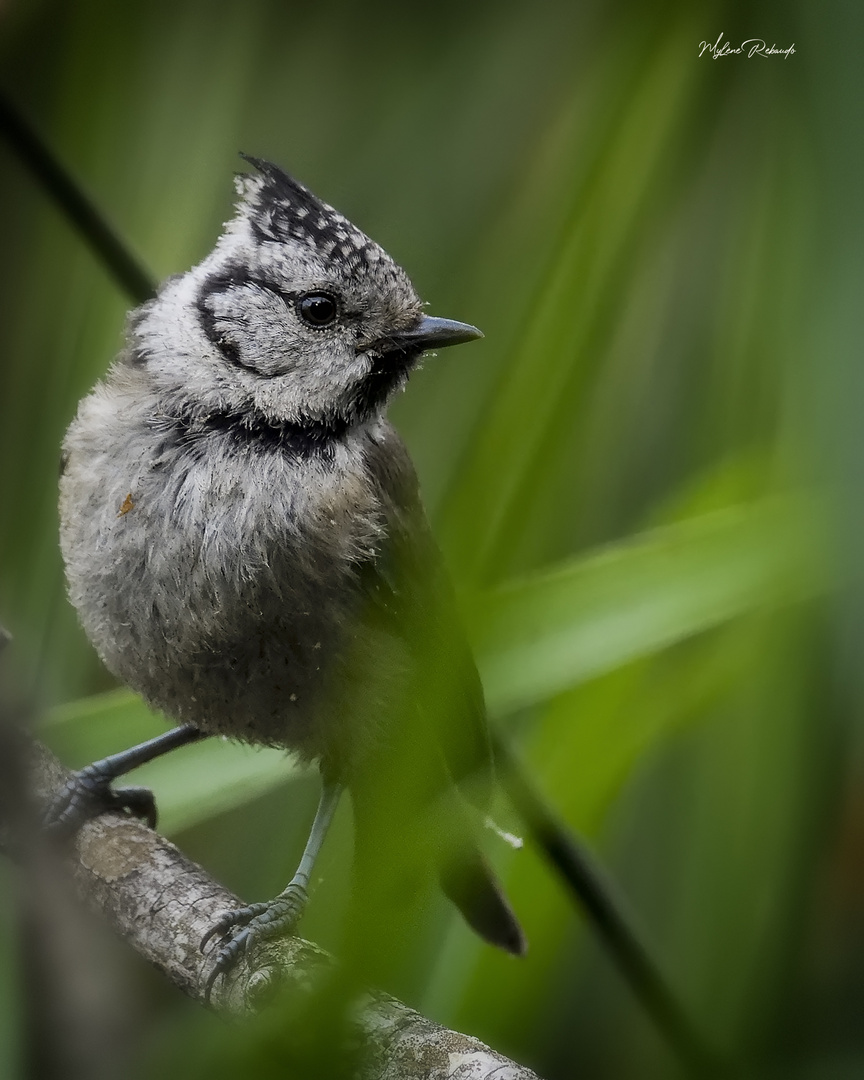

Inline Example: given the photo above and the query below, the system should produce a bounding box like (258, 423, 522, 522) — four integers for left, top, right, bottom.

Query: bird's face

(133, 159, 480, 433)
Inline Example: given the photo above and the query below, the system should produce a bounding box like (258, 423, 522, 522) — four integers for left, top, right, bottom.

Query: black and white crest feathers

(237, 155, 385, 273)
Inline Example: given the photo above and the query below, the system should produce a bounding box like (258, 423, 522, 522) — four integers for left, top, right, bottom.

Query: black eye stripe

(198, 268, 342, 335)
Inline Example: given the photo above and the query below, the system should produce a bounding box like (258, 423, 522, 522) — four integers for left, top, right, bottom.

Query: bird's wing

(351, 423, 524, 958)
(357, 422, 493, 806)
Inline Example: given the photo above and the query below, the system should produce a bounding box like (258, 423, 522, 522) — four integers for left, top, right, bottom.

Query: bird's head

(132, 157, 481, 438)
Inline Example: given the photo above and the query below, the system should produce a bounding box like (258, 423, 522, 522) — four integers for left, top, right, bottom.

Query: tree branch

(16, 740, 541, 1080)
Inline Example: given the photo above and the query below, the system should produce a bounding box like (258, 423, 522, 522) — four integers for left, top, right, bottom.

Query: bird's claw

(201, 885, 308, 1004)
(45, 766, 157, 835)
(200, 901, 270, 953)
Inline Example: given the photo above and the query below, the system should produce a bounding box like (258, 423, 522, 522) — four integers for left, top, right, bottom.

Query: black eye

(298, 292, 338, 327)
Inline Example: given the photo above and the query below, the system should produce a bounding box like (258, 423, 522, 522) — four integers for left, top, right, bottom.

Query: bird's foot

(201, 882, 309, 1003)
(45, 763, 157, 835)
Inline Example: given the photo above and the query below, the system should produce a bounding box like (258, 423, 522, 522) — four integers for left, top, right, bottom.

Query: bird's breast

(60, 402, 388, 756)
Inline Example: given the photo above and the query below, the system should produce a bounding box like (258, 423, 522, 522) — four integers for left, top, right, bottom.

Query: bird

(55, 156, 525, 996)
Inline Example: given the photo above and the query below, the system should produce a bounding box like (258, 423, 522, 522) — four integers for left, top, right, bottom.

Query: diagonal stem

(493, 732, 732, 1078)
(0, 91, 156, 305)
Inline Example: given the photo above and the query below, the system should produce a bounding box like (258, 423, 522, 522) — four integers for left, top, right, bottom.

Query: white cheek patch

(206, 284, 296, 376)
(250, 339, 366, 420)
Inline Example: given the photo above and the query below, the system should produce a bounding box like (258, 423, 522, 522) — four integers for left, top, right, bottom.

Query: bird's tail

(438, 839, 526, 956)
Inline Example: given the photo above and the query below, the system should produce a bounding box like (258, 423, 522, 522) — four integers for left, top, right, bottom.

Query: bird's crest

(235, 155, 382, 270)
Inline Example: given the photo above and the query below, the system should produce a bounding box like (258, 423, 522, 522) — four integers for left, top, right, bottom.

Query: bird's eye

(298, 292, 338, 328)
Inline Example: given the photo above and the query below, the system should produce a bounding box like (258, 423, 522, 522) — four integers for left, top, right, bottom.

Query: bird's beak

(387, 315, 483, 352)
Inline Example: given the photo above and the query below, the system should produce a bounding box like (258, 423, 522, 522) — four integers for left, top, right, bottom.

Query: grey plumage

(58, 159, 524, 977)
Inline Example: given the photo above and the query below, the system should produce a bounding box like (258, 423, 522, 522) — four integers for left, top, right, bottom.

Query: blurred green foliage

(2, 0, 863, 1077)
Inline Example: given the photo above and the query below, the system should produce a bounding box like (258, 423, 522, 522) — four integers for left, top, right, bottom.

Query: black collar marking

(157, 405, 351, 458)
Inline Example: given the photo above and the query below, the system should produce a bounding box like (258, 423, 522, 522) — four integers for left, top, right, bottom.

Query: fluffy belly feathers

(59, 405, 385, 757)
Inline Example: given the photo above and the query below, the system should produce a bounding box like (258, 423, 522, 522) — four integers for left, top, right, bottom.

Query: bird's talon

(202, 910, 239, 948)
(200, 920, 226, 953)
(44, 771, 157, 835)
(112, 785, 158, 828)
(201, 890, 308, 1000)
(203, 965, 222, 1005)
(200, 901, 270, 953)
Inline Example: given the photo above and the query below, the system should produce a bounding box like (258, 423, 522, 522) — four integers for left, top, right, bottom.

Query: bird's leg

(46, 724, 206, 833)
(202, 779, 342, 1001)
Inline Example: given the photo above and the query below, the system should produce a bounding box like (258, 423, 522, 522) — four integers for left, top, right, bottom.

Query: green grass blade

(471, 497, 826, 716)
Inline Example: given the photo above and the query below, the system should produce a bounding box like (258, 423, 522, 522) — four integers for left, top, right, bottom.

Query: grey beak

(389, 315, 483, 351)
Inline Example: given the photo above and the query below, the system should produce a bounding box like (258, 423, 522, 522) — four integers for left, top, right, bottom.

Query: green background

(2, 1, 862, 1077)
